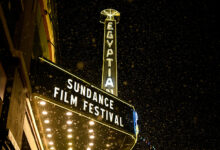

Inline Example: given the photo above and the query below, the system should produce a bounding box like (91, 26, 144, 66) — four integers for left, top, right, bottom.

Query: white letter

(70, 95, 77, 107)
(86, 88, 92, 99)
(106, 40, 113, 48)
(114, 115, 119, 125)
(107, 22, 113, 30)
(100, 108, 105, 118)
(92, 92, 97, 102)
(64, 91, 69, 103)
(54, 87, 60, 98)
(105, 78, 114, 87)
(89, 103, 94, 114)
(99, 94, 104, 105)
(67, 79, 73, 89)
(109, 112, 114, 122)
(106, 58, 113, 67)
(104, 97, 109, 107)
(107, 31, 113, 39)
(74, 82, 79, 92)
(106, 49, 113, 57)
(83, 100, 88, 111)
(120, 117, 124, 127)
(80, 85, 86, 96)
(109, 100, 114, 110)
(94, 106, 99, 116)
(60, 90, 64, 100)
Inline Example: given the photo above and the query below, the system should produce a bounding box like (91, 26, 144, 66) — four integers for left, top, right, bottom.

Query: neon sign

(100, 9, 120, 96)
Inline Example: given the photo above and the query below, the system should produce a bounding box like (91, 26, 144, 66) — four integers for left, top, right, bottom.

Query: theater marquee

(30, 57, 138, 137)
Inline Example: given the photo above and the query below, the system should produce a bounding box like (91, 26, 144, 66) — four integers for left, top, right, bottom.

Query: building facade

(0, 0, 57, 149)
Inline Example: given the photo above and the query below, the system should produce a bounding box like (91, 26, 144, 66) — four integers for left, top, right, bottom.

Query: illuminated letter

(109, 112, 113, 122)
(94, 106, 100, 116)
(64, 91, 68, 103)
(67, 79, 73, 89)
(105, 78, 114, 87)
(89, 103, 94, 114)
(70, 95, 77, 107)
(60, 89, 64, 100)
(104, 97, 109, 107)
(83, 100, 88, 111)
(106, 40, 113, 48)
(107, 31, 113, 39)
(107, 22, 113, 30)
(100, 108, 105, 118)
(80, 85, 86, 96)
(92, 92, 97, 102)
(120, 117, 124, 127)
(99, 94, 104, 105)
(106, 58, 113, 67)
(106, 49, 113, 57)
(108, 68, 111, 77)
(86, 88, 92, 99)
(54, 87, 60, 98)
(114, 115, 119, 125)
(74, 82, 79, 92)
(109, 99, 114, 110)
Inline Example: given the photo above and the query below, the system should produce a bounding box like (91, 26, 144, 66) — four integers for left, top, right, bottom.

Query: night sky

(54, 0, 218, 149)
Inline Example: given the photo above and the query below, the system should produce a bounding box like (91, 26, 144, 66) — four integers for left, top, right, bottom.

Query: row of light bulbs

(39, 100, 97, 150)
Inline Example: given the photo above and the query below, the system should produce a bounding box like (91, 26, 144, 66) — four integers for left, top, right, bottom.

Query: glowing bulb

(39, 101, 46, 106)
(50, 147, 55, 150)
(42, 111, 48, 115)
(44, 119, 49, 124)
(68, 148, 73, 150)
(67, 128, 72, 132)
(89, 143, 94, 146)
(46, 128, 51, 132)
(89, 135, 95, 139)
(67, 120, 72, 125)
(89, 121, 95, 126)
(87, 147, 91, 150)
(49, 141, 54, 145)
(88, 129, 94, 133)
(66, 112, 72, 116)
(67, 134, 72, 138)
(106, 144, 110, 147)
(47, 134, 52, 138)
(68, 142, 72, 146)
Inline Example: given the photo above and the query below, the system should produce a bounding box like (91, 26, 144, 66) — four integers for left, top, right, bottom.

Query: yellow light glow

(89, 135, 95, 139)
(67, 128, 72, 132)
(68, 142, 72, 146)
(88, 129, 94, 133)
(42, 111, 48, 115)
(89, 143, 94, 146)
(44, 119, 50, 124)
(67, 120, 72, 125)
(89, 121, 95, 126)
(87, 147, 91, 150)
(49, 141, 54, 145)
(106, 144, 110, 147)
(50, 147, 55, 150)
(46, 128, 51, 132)
(47, 134, 52, 138)
(66, 112, 72, 116)
(39, 101, 46, 105)
(67, 134, 72, 138)
(68, 148, 73, 150)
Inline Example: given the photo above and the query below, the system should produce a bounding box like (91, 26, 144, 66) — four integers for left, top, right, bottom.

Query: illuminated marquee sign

(31, 58, 136, 136)
(100, 9, 120, 96)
